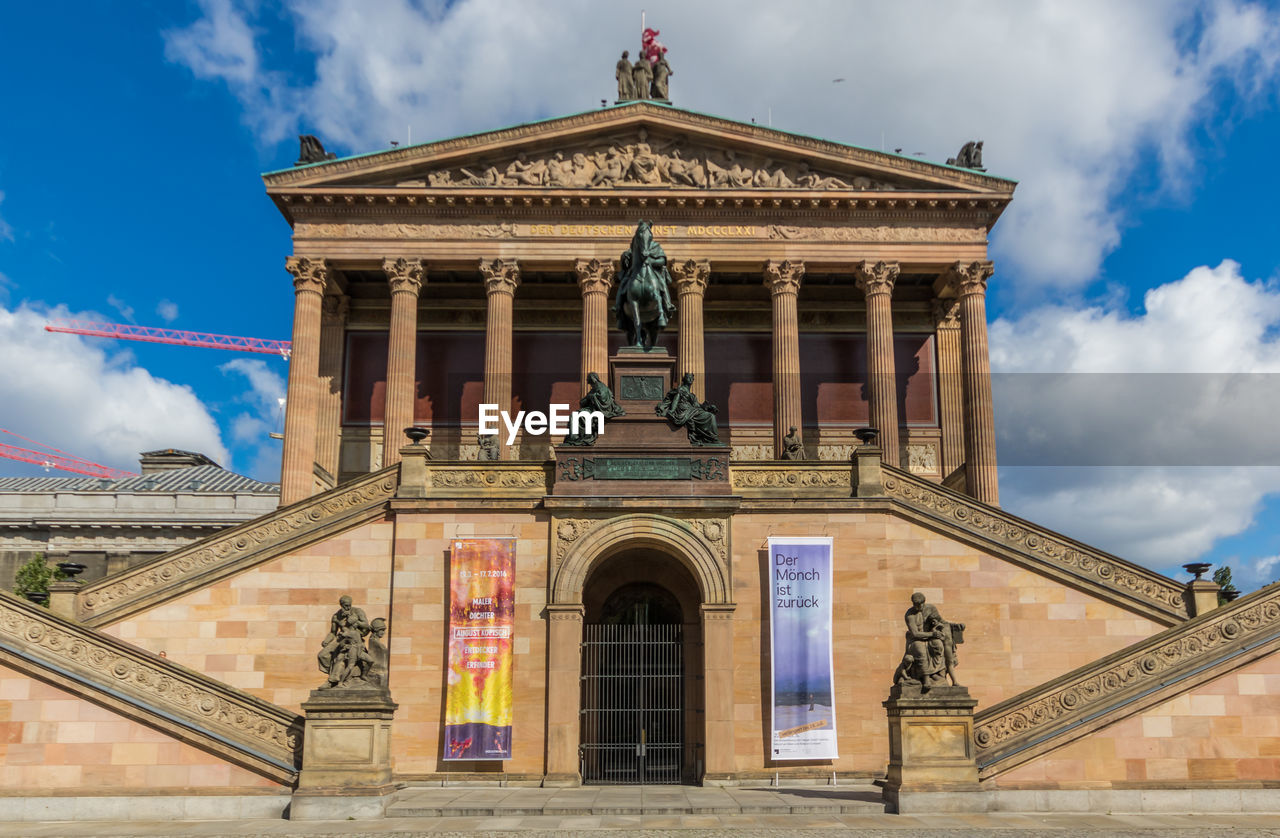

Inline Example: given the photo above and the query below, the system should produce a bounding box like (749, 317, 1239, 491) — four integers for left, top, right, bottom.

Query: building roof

(0, 464, 279, 495)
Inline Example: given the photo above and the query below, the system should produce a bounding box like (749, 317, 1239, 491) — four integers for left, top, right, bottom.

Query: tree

(13, 554, 64, 603)
(1212, 566, 1239, 606)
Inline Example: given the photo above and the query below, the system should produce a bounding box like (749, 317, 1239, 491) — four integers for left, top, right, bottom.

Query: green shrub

(13, 554, 64, 602)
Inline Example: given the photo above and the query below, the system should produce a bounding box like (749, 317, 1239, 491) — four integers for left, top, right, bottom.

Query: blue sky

(2, 1, 1280, 588)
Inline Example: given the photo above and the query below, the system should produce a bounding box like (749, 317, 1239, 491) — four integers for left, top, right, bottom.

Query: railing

(0, 589, 302, 784)
(973, 582, 1280, 778)
(79, 467, 399, 626)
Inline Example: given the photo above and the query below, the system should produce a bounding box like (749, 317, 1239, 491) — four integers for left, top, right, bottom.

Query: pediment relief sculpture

(413, 132, 909, 192)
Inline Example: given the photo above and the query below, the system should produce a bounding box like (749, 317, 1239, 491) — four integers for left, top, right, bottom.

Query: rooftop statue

(296, 134, 337, 166)
(946, 140, 985, 171)
(615, 51, 636, 101)
(615, 220, 677, 349)
(650, 55, 672, 102)
(631, 57, 653, 101)
(656, 372, 721, 446)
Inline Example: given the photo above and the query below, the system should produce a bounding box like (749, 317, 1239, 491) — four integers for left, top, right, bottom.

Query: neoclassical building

(1, 102, 1276, 820)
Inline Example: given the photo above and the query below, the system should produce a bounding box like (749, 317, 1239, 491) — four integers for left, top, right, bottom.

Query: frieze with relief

(415, 132, 908, 191)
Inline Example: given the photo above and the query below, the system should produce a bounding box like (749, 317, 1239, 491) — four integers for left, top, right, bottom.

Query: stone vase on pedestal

(290, 687, 399, 820)
(882, 684, 986, 813)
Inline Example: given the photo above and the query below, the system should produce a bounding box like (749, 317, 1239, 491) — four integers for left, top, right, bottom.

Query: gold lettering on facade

(521, 224, 756, 238)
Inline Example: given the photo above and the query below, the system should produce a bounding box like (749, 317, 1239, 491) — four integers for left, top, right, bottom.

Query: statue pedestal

(882, 685, 986, 813)
(553, 347, 730, 496)
(290, 687, 398, 820)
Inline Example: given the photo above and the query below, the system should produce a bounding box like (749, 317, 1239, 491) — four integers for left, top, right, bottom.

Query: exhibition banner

(444, 537, 515, 760)
(768, 536, 838, 760)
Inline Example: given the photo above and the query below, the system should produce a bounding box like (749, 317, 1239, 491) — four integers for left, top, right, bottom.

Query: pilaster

(763, 259, 804, 460)
(855, 260, 901, 467)
(382, 257, 425, 466)
(575, 258, 614, 391)
(281, 257, 329, 505)
(672, 259, 710, 386)
(480, 258, 521, 459)
(544, 603, 584, 786)
(701, 602, 737, 783)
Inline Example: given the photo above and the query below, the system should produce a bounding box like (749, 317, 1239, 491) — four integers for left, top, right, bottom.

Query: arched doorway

(579, 548, 702, 784)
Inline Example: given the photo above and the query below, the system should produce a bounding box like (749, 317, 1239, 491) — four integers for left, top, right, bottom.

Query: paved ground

(3, 786, 1279, 837)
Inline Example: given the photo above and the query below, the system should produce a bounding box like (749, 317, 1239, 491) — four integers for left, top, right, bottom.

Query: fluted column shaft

(574, 259, 614, 390)
(764, 260, 804, 459)
(316, 292, 349, 483)
(951, 261, 999, 505)
(381, 258, 425, 466)
(933, 298, 964, 479)
(855, 261, 901, 467)
(480, 258, 521, 459)
(672, 259, 710, 385)
(281, 257, 328, 505)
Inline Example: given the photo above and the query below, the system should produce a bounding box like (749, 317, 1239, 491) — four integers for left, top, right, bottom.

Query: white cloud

(156, 299, 180, 323)
(0, 302, 229, 471)
(0, 191, 12, 242)
(993, 261, 1280, 583)
(106, 294, 135, 323)
(163, 0, 1280, 290)
(220, 357, 285, 442)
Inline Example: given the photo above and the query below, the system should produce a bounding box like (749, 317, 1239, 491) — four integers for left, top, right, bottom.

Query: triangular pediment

(264, 102, 1014, 196)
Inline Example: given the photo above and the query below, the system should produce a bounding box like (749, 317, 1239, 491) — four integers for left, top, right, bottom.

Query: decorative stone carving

(0, 592, 301, 771)
(285, 256, 330, 294)
(574, 257, 616, 294)
(417, 133, 899, 191)
(477, 433, 499, 461)
(317, 595, 386, 690)
(942, 260, 994, 297)
(731, 444, 772, 461)
(882, 471, 1186, 616)
(894, 592, 964, 690)
(763, 259, 804, 296)
(731, 466, 852, 490)
(431, 467, 547, 489)
(946, 140, 985, 171)
(555, 517, 595, 562)
(382, 256, 425, 294)
(853, 260, 900, 296)
(931, 297, 961, 329)
(297, 222, 516, 239)
(906, 443, 938, 475)
(670, 258, 710, 293)
(479, 257, 521, 295)
(818, 444, 858, 461)
(768, 225, 987, 242)
(974, 587, 1280, 756)
(687, 518, 728, 563)
(79, 469, 398, 621)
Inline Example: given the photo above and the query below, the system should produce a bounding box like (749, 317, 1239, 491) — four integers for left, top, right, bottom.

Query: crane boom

(44, 319, 291, 358)
(0, 440, 137, 479)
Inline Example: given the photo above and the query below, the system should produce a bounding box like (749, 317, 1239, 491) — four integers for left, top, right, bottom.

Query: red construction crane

(44, 319, 291, 358)
(0, 429, 137, 479)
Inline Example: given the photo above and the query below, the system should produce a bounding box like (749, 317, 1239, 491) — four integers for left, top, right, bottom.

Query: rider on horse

(615, 220, 677, 345)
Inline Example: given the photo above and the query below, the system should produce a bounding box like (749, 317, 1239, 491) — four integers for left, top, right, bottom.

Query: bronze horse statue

(615, 221, 677, 349)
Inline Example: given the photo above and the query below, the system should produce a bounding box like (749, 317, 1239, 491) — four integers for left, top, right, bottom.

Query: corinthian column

(932, 298, 964, 480)
(672, 259, 710, 385)
(764, 260, 804, 459)
(946, 260, 999, 505)
(281, 257, 329, 505)
(480, 258, 520, 459)
(316, 291, 349, 483)
(381, 257, 425, 466)
(854, 260, 901, 467)
(574, 258, 614, 390)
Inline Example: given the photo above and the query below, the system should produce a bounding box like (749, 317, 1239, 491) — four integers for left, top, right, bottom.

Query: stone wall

(991, 652, 1280, 786)
(0, 662, 286, 793)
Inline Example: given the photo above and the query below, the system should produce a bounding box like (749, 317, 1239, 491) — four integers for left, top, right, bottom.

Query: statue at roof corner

(614, 220, 677, 349)
(650, 54, 672, 102)
(946, 140, 985, 172)
(296, 134, 337, 166)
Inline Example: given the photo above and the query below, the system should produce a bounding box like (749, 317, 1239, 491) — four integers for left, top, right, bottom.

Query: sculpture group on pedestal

(893, 592, 964, 691)
(317, 596, 389, 690)
(656, 373, 721, 446)
(615, 28, 672, 103)
(563, 372, 626, 446)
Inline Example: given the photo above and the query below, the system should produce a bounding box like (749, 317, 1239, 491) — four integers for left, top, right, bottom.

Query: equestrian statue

(615, 220, 677, 350)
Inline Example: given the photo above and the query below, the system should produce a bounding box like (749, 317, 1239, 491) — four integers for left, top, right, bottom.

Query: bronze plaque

(619, 374, 665, 401)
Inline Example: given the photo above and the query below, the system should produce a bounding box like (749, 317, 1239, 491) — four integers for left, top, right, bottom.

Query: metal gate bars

(580, 623, 684, 784)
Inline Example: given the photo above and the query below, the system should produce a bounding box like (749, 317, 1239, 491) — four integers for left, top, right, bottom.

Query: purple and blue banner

(768, 536, 838, 760)
(444, 538, 515, 761)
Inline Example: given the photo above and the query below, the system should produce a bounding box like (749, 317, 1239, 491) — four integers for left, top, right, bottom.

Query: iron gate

(580, 623, 684, 784)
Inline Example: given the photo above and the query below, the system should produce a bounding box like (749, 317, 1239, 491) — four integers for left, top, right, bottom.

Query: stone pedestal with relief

(290, 687, 398, 820)
(882, 684, 985, 813)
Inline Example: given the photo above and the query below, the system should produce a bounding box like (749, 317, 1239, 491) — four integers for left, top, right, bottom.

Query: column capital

(382, 257, 425, 295)
(942, 260, 994, 297)
(671, 258, 711, 294)
(854, 260, 900, 296)
(931, 297, 961, 330)
(763, 259, 804, 296)
(573, 258, 615, 295)
(480, 257, 521, 296)
(321, 292, 350, 324)
(285, 256, 330, 294)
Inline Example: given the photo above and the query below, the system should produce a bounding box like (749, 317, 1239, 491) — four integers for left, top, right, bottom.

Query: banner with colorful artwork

(444, 537, 515, 760)
(768, 536, 838, 760)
